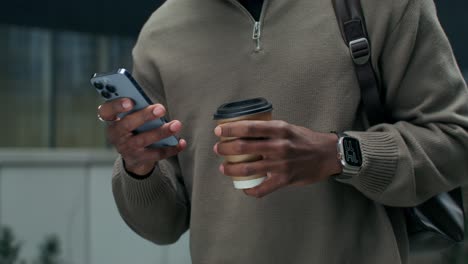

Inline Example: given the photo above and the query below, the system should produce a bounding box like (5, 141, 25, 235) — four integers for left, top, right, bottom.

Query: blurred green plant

(0, 227, 23, 264)
(34, 235, 62, 264)
(0, 226, 63, 264)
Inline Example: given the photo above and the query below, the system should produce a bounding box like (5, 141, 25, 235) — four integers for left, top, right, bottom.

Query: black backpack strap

(332, 0, 388, 125)
(332, 0, 465, 243)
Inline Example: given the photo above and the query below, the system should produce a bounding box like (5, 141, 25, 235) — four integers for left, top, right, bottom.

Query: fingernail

(213, 143, 218, 154)
(180, 139, 187, 148)
(214, 126, 222, 136)
(153, 107, 163, 116)
(219, 164, 224, 174)
(169, 121, 180, 132)
(122, 101, 131, 109)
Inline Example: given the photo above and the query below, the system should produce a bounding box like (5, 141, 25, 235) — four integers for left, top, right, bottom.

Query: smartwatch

(335, 133, 363, 178)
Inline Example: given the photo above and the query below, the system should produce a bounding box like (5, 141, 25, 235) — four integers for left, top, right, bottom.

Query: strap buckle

(349, 37, 370, 65)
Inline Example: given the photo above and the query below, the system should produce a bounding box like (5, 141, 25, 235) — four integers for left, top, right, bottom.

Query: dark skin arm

(214, 120, 342, 198)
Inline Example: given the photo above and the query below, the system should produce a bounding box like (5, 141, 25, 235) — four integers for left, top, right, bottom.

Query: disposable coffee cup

(214, 97, 273, 189)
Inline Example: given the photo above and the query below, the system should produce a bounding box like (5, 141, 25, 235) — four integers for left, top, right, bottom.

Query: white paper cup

(214, 98, 273, 189)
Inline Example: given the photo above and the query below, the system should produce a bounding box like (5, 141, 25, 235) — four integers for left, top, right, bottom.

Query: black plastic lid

(213, 97, 272, 120)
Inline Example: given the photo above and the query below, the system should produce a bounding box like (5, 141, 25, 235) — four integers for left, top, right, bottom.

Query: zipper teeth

(258, 0, 268, 24)
(227, 0, 268, 23)
(256, 1, 268, 52)
(227, 0, 268, 52)
(227, 0, 256, 22)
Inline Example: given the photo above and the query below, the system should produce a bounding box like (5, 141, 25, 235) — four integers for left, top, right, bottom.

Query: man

(97, 0, 468, 263)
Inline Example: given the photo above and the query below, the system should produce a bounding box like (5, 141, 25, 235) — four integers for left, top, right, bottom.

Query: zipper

(252, 21, 261, 52)
(227, 0, 268, 52)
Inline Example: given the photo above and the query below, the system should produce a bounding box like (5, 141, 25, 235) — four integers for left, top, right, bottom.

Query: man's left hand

(213, 120, 343, 198)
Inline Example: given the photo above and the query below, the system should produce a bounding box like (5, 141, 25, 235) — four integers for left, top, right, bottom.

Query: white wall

(0, 149, 191, 264)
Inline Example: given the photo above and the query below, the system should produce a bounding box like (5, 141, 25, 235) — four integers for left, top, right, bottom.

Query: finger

(244, 173, 291, 198)
(143, 139, 187, 162)
(113, 104, 166, 136)
(221, 159, 283, 177)
(109, 129, 133, 150)
(121, 139, 187, 166)
(124, 120, 183, 149)
(214, 120, 291, 139)
(215, 138, 289, 157)
(98, 98, 134, 121)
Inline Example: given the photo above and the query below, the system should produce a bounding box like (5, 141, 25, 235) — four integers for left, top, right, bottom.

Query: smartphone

(90, 68, 179, 148)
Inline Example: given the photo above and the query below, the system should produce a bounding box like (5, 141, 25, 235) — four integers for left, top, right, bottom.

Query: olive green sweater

(112, 0, 468, 263)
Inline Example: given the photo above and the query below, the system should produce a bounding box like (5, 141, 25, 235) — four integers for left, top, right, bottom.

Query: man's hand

(98, 98, 186, 176)
(213, 120, 342, 198)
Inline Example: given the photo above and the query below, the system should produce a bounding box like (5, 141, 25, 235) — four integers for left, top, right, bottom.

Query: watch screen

(343, 137, 362, 167)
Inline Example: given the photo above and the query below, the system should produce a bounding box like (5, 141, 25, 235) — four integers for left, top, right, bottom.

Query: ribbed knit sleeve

(340, 132, 399, 194)
(111, 25, 190, 245)
(338, 0, 468, 207)
(112, 157, 189, 245)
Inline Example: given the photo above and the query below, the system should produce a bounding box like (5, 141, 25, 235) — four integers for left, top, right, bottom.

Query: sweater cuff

(113, 157, 177, 206)
(337, 132, 399, 195)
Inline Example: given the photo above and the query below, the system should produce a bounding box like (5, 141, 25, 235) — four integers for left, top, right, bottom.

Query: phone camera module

(94, 82, 104, 90)
(101, 91, 112, 99)
(105, 85, 116, 93)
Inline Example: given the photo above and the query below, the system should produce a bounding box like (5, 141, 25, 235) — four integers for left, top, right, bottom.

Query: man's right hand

(97, 98, 186, 177)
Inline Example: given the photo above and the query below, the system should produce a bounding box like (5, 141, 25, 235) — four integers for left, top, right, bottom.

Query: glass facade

(0, 25, 135, 148)
(0, 26, 191, 264)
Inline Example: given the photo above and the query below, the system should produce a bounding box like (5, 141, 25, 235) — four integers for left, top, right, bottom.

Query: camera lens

(94, 82, 104, 90)
(105, 85, 116, 93)
(101, 91, 112, 99)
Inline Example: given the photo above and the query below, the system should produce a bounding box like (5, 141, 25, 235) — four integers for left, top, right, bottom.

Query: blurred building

(0, 1, 192, 264)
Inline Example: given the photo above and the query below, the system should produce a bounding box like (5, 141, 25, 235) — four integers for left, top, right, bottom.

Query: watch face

(342, 137, 362, 167)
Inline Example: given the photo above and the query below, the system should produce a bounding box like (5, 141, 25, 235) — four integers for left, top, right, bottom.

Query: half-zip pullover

(112, 0, 468, 263)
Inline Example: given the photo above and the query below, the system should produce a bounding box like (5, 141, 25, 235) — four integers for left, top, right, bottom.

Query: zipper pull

(252, 21, 262, 52)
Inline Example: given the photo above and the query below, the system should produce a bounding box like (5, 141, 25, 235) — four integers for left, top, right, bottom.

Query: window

(0, 25, 135, 148)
